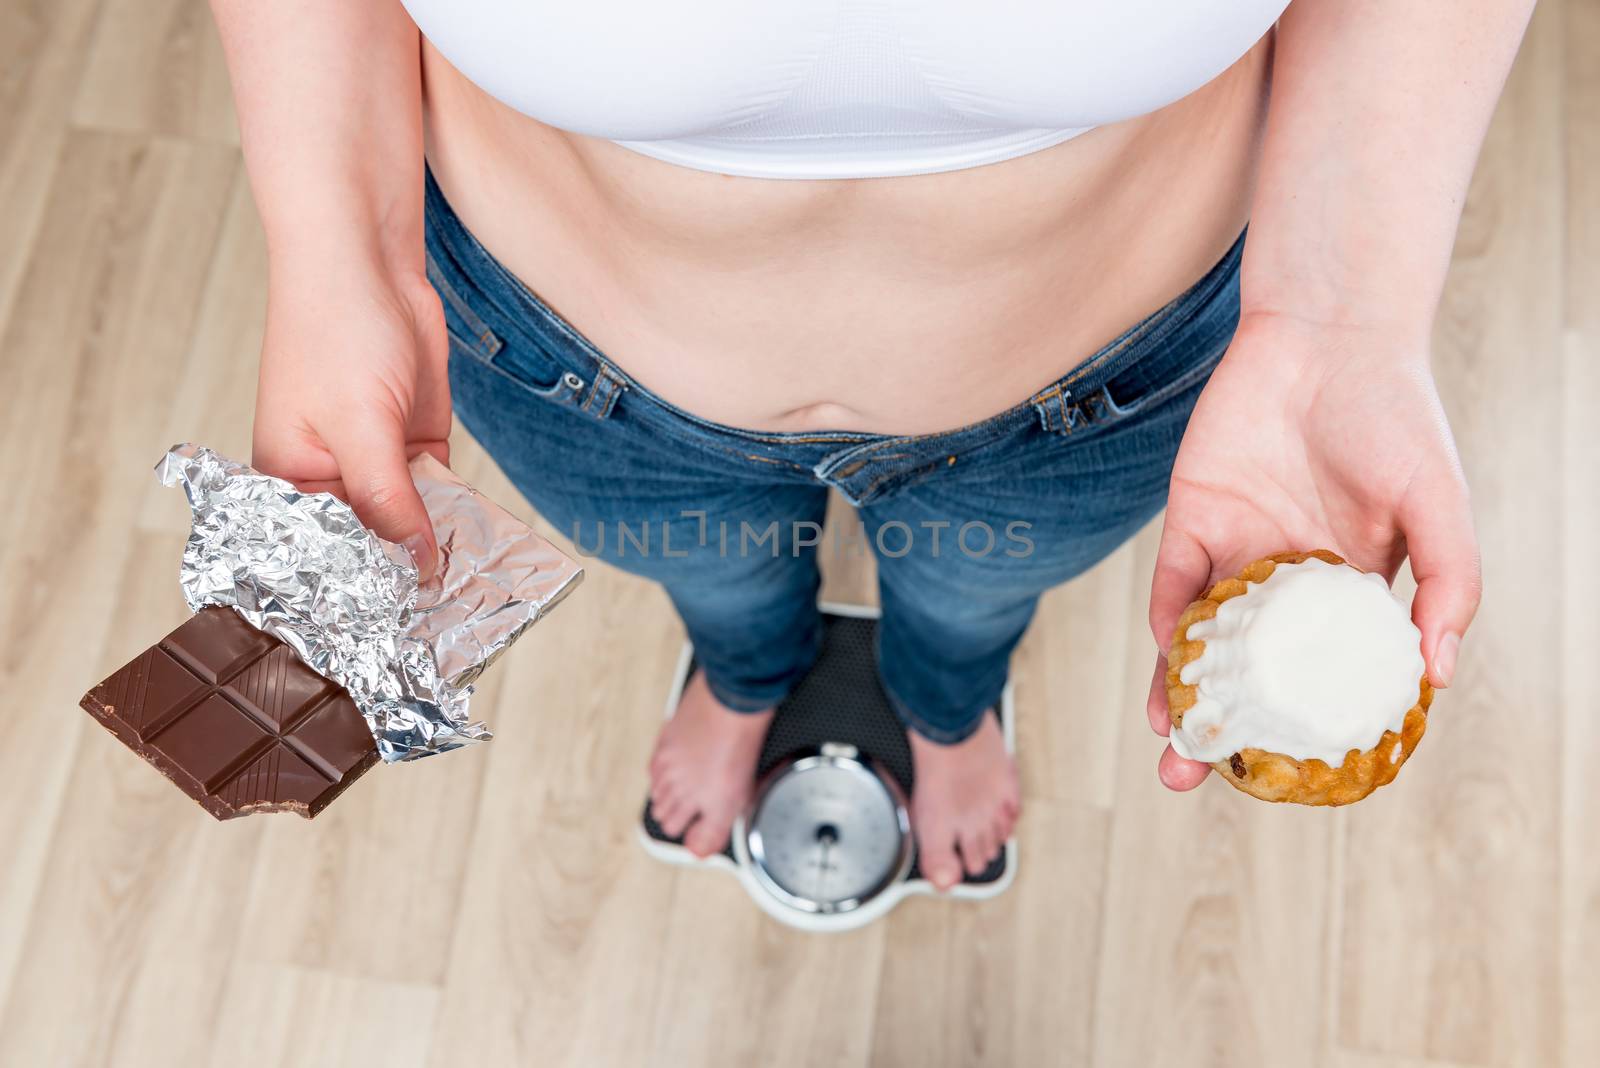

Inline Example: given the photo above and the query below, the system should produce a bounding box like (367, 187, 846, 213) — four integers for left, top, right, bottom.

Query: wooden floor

(0, 3, 1593, 1065)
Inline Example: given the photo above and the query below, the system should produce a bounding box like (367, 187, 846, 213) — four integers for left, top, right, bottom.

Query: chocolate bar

(80, 607, 379, 819)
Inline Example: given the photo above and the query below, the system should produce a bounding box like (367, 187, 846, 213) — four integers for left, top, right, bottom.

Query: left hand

(1146, 312, 1482, 790)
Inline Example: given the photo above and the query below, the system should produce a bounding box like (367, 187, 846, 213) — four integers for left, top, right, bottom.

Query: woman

(213, 0, 1516, 889)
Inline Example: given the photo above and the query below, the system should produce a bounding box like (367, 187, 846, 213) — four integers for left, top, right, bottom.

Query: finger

(1158, 744, 1211, 791)
(407, 439, 451, 470)
(1147, 655, 1172, 736)
(288, 478, 347, 499)
(322, 416, 439, 581)
(1400, 468, 1481, 688)
(1149, 525, 1213, 651)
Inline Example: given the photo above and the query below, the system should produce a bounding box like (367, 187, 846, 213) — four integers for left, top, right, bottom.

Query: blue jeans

(425, 171, 1242, 744)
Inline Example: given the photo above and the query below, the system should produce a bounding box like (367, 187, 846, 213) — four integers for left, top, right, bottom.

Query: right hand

(253, 250, 452, 580)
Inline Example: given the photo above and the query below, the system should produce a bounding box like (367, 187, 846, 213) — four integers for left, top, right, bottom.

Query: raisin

(1229, 753, 1247, 778)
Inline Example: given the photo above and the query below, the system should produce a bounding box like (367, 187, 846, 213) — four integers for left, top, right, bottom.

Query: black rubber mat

(642, 610, 1008, 885)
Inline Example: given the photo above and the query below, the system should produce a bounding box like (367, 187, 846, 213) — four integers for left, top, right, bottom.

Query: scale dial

(742, 743, 913, 915)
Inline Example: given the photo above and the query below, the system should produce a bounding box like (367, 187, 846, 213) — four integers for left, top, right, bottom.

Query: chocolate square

(286, 694, 380, 781)
(223, 643, 336, 731)
(162, 609, 277, 682)
(148, 692, 271, 791)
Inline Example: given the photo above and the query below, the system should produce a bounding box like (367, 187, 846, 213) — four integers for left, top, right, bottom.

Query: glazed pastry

(1165, 550, 1433, 806)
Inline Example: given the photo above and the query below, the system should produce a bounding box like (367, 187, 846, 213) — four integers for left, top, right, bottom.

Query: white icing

(1170, 559, 1424, 768)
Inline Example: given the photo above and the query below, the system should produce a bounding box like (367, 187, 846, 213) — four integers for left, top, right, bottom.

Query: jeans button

(562, 371, 585, 391)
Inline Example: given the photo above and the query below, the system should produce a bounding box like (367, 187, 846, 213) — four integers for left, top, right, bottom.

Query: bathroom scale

(638, 603, 1016, 933)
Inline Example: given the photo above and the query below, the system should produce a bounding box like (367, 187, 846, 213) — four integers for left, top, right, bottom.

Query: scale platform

(639, 603, 1016, 932)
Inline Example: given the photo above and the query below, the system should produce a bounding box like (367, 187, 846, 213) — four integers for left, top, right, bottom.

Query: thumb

(1147, 523, 1215, 790)
(1149, 525, 1213, 650)
(1401, 475, 1481, 689)
(325, 417, 438, 582)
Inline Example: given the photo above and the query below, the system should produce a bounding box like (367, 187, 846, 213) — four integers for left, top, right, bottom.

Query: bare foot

(908, 710, 1021, 890)
(648, 670, 773, 857)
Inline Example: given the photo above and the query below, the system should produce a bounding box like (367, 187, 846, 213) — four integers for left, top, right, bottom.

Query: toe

(978, 828, 997, 871)
(648, 776, 676, 809)
(918, 822, 963, 891)
(657, 797, 696, 838)
(959, 826, 990, 877)
(647, 740, 676, 778)
(684, 808, 733, 857)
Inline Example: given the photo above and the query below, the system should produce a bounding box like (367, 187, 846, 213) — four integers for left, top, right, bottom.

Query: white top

(401, 0, 1290, 180)
(1169, 560, 1426, 769)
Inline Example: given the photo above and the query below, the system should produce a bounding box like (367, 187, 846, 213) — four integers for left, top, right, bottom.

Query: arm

(1146, 0, 1535, 789)
(211, 0, 449, 576)
(1246, 0, 1537, 332)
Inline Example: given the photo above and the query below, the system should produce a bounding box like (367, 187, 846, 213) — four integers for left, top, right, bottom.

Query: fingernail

(1433, 631, 1460, 688)
(402, 534, 433, 582)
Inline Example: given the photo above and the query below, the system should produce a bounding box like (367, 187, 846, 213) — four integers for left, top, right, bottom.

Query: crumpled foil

(157, 443, 583, 762)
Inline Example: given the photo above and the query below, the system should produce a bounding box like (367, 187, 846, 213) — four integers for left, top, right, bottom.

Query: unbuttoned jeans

(426, 170, 1242, 743)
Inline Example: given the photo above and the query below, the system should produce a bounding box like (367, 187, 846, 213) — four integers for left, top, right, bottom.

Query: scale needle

(814, 825, 838, 904)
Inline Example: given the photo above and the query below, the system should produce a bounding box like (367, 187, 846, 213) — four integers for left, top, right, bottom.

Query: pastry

(1165, 550, 1432, 806)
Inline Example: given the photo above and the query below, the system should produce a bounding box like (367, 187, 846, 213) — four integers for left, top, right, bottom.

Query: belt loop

(1032, 398, 1054, 433)
(1031, 388, 1076, 434)
(579, 364, 627, 420)
(1031, 386, 1068, 433)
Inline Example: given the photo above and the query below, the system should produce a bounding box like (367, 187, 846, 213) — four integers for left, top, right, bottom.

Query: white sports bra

(402, 0, 1289, 180)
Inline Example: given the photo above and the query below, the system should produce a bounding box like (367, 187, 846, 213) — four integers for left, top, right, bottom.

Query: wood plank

(1335, 6, 1565, 1064)
(870, 799, 1109, 1068)
(818, 491, 879, 606)
(1323, 1051, 1482, 1068)
(208, 963, 439, 1068)
(0, 0, 100, 325)
(1559, 1, 1600, 1063)
(0, 535, 261, 1068)
(1011, 541, 1137, 810)
(71, 0, 238, 143)
(0, 129, 237, 1025)
(135, 167, 263, 536)
(646, 872, 884, 1068)
(422, 527, 686, 1067)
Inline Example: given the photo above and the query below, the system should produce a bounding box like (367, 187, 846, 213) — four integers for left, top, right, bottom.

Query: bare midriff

(420, 37, 1271, 436)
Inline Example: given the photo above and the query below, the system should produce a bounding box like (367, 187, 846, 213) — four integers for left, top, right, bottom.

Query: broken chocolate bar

(80, 607, 379, 819)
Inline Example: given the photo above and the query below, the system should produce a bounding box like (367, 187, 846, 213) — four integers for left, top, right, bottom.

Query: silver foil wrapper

(157, 443, 583, 762)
